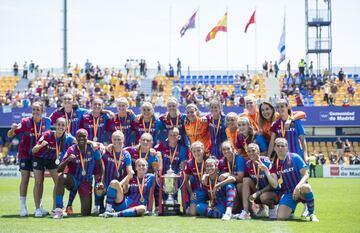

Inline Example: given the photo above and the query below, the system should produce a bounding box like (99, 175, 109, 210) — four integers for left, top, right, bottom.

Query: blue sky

(0, 0, 359, 71)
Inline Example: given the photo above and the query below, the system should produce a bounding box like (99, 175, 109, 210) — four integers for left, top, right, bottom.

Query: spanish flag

(205, 12, 228, 42)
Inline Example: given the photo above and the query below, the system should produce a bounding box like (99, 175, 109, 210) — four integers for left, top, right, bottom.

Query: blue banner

(0, 106, 359, 127)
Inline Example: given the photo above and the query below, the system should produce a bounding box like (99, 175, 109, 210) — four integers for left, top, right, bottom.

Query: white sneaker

(238, 210, 251, 220)
(256, 207, 269, 217)
(99, 210, 116, 218)
(309, 214, 319, 222)
(20, 207, 28, 217)
(53, 208, 64, 219)
(301, 204, 309, 217)
(269, 208, 277, 220)
(92, 205, 100, 214)
(222, 212, 232, 221)
(34, 208, 43, 217)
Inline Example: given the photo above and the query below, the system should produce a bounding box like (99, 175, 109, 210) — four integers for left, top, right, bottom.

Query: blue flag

(278, 15, 286, 64)
(180, 10, 197, 37)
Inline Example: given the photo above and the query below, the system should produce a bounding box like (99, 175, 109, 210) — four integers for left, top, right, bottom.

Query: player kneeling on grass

(93, 130, 134, 214)
(237, 143, 279, 220)
(100, 158, 155, 217)
(197, 157, 236, 220)
(268, 138, 319, 222)
(53, 129, 104, 218)
(184, 141, 209, 216)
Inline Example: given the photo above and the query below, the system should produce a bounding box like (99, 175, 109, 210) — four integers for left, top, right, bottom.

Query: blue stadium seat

(179, 79, 185, 85)
(210, 79, 215, 85)
(198, 76, 203, 84)
(180, 75, 185, 81)
(347, 74, 353, 79)
(192, 75, 197, 80)
(210, 75, 215, 81)
(216, 75, 222, 84)
(186, 78, 191, 85)
(354, 74, 359, 79)
(222, 75, 228, 84)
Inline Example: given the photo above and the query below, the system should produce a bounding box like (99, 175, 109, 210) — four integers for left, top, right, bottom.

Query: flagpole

(197, 8, 201, 72)
(254, 6, 258, 74)
(169, 4, 172, 65)
(226, 8, 229, 75)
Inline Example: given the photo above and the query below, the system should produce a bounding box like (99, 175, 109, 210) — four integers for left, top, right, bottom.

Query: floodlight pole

(63, 0, 68, 75)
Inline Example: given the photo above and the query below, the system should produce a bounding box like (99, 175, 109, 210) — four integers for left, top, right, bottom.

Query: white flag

(278, 15, 286, 64)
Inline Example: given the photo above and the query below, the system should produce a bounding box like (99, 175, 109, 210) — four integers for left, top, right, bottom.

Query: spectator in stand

(269, 61, 274, 77)
(23, 61, 28, 79)
(176, 58, 182, 76)
(172, 83, 181, 101)
(262, 60, 268, 77)
(317, 151, 326, 165)
(294, 88, 304, 107)
(309, 61, 314, 76)
(342, 98, 350, 107)
(338, 68, 345, 85)
(344, 139, 351, 156)
(328, 150, 338, 165)
(166, 64, 174, 78)
(330, 81, 338, 99)
(274, 61, 279, 78)
(328, 94, 335, 106)
(287, 60, 291, 77)
(309, 153, 317, 178)
(347, 82, 355, 100)
(157, 61, 161, 75)
(151, 79, 158, 92)
(298, 59, 306, 76)
(335, 137, 344, 158)
(13, 62, 19, 76)
(158, 82, 164, 93)
(323, 82, 329, 103)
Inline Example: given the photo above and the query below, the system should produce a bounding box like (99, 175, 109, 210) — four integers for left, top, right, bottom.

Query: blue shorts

(190, 189, 208, 205)
(279, 193, 305, 211)
(19, 158, 32, 171)
(113, 196, 136, 212)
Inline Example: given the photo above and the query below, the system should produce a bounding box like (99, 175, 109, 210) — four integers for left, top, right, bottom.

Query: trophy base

(159, 203, 182, 216)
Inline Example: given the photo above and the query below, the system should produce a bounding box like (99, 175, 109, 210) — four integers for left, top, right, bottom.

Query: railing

(307, 9, 330, 23)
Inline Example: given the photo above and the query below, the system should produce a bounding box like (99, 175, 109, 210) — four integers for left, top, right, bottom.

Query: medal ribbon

(117, 113, 127, 132)
(142, 117, 153, 133)
(78, 145, 87, 175)
(252, 161, 260, 189)
(137, 176, 145, 202)
(113, 149, 123, 175)
(209, 176, 218, 205)
(169, 145, 178, 167)
(65, 110, 73, 134)
(227, 156, 235, 174)
(33, 118, 43, 140)
(169, 113, 179, 128)
(93, 116, 99, 139)
(194, 160, 204, 184)
(276, 155, 288, 188)
(139, 147, 149, 160)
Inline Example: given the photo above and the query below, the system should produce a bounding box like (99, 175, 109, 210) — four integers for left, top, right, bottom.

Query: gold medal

(55, 159, 60, 165)
(82, 170, 86, 176)
(140, 197, 145, 203)
(93, 136, 98, 142)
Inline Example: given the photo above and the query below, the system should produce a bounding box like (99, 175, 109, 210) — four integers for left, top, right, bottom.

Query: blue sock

(303, 192, 315, 215)
(106, 187, 117, 205)
(67, 190, 77, 207)
(117, 208, 137, 217)
(56, 195, 64, 209)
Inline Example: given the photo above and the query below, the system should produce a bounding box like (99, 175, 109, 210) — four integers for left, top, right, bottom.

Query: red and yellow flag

(205, 12, 228, 42)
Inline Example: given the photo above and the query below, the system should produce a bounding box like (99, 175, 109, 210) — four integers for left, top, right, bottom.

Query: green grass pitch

(0, 178, 360, 233)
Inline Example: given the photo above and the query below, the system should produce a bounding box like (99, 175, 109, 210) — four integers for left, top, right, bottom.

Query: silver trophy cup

(163, 168, 181, 205)
(160, 168, 182, 215)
